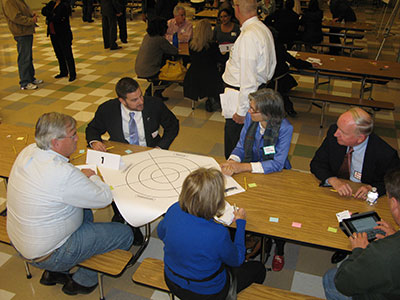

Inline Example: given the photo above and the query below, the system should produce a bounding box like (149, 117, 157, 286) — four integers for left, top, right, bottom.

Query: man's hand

(220, 160, 251, 175)
(354, 185, 372, 200)
(232, 113, 245, 124)
(220, 162, 234, 176)
(349, 232, 369, 250)
(141, 13, 147, 22)
(81, 168, 96, 178)
(375, 219, 396, 239)
(233, 207, 246, 221)
(32, 13, 38, 23)
(328, 177, 353, 197)
(90, 141, 107, 152)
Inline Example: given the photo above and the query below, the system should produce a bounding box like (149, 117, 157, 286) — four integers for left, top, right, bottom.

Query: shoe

(62, 277, 98, 295)
(20, 83, 38, 90)
(272, 255, 284, 271)
(132, 226, 144, 246)
(55, 73, 68, 79)
(87, 19, 94, 23)
(121, 40, 128, 44)
(205, 99, 213, 112)
(69, 75, 76, 82)
(40, 270, 70, 286)
(331, 251, 347, 264)
(110, 46, 122, 50)
(32, 79, 43, 85)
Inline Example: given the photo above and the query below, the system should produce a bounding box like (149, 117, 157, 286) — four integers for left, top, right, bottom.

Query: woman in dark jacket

(184, 19, 225, 112)
(300, 0, 323, 49)
(42, 0, 76, 81)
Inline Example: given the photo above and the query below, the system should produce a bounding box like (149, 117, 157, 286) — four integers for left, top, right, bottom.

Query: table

(194, 9, 218, 20)
(322, 20, 373, 32)
(178, 42, 189, 56)
(228, 170, 395, 252)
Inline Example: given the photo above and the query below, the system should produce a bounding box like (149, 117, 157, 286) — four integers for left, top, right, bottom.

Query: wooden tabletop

(178, 42, 189, 56)
(228, 170, 395, 251)
(322, 19, 373, 32)
(293, 51, 400, 81)
(194, 9, 218, 19)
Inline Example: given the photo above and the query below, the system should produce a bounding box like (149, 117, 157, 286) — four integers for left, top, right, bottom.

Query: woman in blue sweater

(158, 168, 266, 299)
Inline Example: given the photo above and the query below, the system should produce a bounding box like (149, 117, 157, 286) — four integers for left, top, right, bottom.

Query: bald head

(334, 108, 373, 147)
(234, 0, 257, 24)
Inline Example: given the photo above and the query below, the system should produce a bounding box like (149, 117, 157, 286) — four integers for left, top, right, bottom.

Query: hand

(354, 185, 372, 200)
(141, 13, 147, 22)
(91, 141, 107, 152)
(81, 168, 96, 178)
(349, 232, 369, 249)
(232, 113, 245, 124)
(116, 12, 122, 17)
(32, 14, 38, 23)
(233, 207, 246, 221)
(220, 162, 234, 176)
(328, 177, 353, 197)
(374, 219, 396, 239)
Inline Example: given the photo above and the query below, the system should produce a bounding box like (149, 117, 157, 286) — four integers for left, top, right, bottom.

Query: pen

(244, 177, 247, 190)
(330, 189, 355, 197)
(12, 144, 17, 154)
(106, 146, 114, 151)
(225, 187, 237, 192)
(70, 151, 85, 161)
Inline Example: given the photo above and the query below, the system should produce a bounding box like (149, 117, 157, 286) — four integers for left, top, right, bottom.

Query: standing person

(117, 0, 127, 43)
(2, 0, 43, 90)
(184, 19, 225, 112)
(300, 0, 323, 51)
(7, 112, 133, 296)
(42, 0, 77, 82)
(82, 0, 94, 22)
(100, 0, 123, 50)
(323, 167, 400, 300)
(221, 0, 276, 159)
(158, 167, 266, 300)
(165, 5, 193, 43)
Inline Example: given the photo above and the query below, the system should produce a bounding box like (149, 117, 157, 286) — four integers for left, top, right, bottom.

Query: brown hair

(179, 168, 226, 220)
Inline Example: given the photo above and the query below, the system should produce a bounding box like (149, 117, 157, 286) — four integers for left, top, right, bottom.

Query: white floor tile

(291, 271, 326, 299)
(0, 289, 15, 300)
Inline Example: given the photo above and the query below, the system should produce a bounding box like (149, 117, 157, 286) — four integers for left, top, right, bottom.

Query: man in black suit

(100, 0, 123, 50)
(86, 77, 179, 151)
(310, 107, 399, 199)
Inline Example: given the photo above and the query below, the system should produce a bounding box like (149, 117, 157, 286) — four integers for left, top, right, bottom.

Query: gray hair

(348, 108, 373, 136)
(249, 88, 285, 126)
(235, 0, 257, 15)
(173, 5, 185, 16)
(35, 112, 76, 150)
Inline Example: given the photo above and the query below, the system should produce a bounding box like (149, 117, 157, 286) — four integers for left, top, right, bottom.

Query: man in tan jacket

(2, 0, 43, 89)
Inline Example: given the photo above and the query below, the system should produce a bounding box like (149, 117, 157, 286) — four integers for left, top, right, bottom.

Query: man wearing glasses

(7, 112, 133, 296)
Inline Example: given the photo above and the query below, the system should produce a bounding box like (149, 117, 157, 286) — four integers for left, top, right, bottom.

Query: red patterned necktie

(337, 147, 354, 179)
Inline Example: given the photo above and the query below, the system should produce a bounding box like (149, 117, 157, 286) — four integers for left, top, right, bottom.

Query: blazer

(85, 97, 179, 149)
(310, 124, 400, 196)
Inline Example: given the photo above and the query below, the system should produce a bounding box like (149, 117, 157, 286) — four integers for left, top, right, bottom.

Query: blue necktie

(129, 112, 139, 145)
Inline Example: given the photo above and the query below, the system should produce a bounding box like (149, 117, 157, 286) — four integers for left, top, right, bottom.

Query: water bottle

(366, 187, 379, 205)
(172, 32, 178, 48)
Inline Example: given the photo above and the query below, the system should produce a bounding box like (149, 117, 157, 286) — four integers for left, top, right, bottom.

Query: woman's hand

(234, 207, 246, 221)
(220, 162, 234, 176)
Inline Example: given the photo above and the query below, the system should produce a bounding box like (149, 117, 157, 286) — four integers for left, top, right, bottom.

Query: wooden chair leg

(24, 261, 32, 279)
(98, 273, 105, 300)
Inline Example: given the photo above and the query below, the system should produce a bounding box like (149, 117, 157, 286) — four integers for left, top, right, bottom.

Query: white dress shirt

(7, 144, 113, 259)
(222, 16, 276, 117)
(121, 103, 147, 147)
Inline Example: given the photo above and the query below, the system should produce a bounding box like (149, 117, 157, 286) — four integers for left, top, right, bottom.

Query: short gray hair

(173, 5, 185, 16)
(249, 88, 285, 126)
(35, 112, 76, 150)
(348, 108, 373, 136)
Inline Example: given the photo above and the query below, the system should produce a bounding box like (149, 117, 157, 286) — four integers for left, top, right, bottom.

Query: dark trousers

(82, 0, 93, 21)
(165, 261, 266, 300)
(117, 8, 127, 43)
(102, 14, 118, 49)
(329, 28, 342, 55)
(224, 118, 244, 159)
(50, 35, 76, 77)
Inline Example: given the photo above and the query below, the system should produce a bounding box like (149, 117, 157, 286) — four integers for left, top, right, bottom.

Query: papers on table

(214, 201, 235, 226)
(305, 57, 322, 65)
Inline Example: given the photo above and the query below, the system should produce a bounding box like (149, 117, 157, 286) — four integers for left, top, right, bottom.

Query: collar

(48, 148, 69, 162)
(352, 136, 369, 151)
(241, 16, 259, 30)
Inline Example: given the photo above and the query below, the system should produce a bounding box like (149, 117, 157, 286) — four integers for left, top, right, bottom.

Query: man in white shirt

(7, 112, 133, 295)
(221, 0, 276, 159)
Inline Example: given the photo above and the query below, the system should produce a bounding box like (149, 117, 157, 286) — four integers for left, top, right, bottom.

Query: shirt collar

(241, 16, 259, 30)
(352, 136, 369, 151)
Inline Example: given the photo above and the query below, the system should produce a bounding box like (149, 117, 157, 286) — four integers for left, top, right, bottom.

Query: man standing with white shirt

(222, 0, 276, 159)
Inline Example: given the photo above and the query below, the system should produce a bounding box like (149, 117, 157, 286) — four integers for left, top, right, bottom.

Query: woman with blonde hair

(158, 167, 266, 300)
(183, 19, 225, 112)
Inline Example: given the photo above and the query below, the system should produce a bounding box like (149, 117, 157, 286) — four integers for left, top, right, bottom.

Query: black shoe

(87, 19, 94, 23)
(55, 73, 68, 79)
(205, 99, 213, 112)
(132, 227, 144, 246)
(110, 46, 122, 50)
(121, 40, 128, 44)
(62, 277, 98, 295)
(331, 251, 347, 264)
(40, 270, 70, 286)
(69, 75, 76, 82)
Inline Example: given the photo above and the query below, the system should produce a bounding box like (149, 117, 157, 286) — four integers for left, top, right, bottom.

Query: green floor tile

(85, 82, 105, 88)
(59, 85, 81, 92)
(293, 144, 318, 158)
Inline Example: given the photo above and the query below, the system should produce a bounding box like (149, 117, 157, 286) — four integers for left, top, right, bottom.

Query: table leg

(128, 223, 151, 267)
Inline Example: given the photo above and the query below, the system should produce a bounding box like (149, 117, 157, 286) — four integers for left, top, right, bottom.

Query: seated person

(184, 19, 225, 112)
(323, 167, 400, 300)
(299, 0, 323, 50)
(135, 17, 179, 101)
(7, 112, 133, 296)
(213, 5, 240, 46)
(165, 5, 193, 43)
(158, 167, 266, 299)
(221, 88, 293, 272)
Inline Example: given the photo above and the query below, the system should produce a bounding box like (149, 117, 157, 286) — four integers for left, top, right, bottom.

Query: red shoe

(272, 255, 284, 271)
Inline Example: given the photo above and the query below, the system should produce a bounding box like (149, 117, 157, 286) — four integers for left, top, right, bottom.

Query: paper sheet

(214, 201, 235, 226)
(220, 88, 240, 119)
(99, 149, 245, 227)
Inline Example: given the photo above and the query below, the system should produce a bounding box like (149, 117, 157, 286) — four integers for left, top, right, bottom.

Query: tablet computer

(340, 211, 386, 242)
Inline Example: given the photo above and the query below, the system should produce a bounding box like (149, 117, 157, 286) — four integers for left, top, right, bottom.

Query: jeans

(31, 209, 133, 287)
(323, 268, 352, 300)
(14, 35, 35, 87)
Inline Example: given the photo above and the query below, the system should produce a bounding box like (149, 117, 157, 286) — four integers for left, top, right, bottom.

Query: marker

(225, 187, 237, 193)
(233, 203, 237, 212)
(244, 177, 247, 190)
(70, 152, 85, 161)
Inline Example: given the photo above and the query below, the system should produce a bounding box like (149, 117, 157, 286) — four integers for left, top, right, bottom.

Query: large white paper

(220, 88, 240, 119)
(99, 149, 245, 227)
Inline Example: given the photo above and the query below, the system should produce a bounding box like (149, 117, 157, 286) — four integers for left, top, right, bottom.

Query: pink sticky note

(292, 222, 302, 228)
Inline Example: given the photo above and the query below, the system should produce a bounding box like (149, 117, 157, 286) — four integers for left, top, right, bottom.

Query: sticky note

(328, 227, 338, 233)
(269, 217, 279, 223)
(109, 186, 114, 190)
(248, 183, 257, 188)
(79, 149, 85, 154)
(292, 222, 302, 228)
(125, 149, 133, 154)
(16, 137, 24, 140)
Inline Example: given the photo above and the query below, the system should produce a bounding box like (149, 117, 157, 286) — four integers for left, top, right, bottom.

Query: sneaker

(20, 83, 38, 90)
(272, 255, 284, 271)
(32, 79, 43, 85)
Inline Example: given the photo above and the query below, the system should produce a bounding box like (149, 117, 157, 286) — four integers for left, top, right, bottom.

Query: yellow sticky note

(16, 137, 24, 141)
(109, 186, 114, 190)
(248, 183, 257, 188)
(328, 227, 338, 233)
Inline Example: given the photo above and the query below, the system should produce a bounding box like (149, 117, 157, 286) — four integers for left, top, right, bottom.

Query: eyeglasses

(249, 106, 260, 114)
(60, 132, 77, 140)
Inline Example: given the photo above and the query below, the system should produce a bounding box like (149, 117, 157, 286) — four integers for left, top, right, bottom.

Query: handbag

(159, 59, 187, 81)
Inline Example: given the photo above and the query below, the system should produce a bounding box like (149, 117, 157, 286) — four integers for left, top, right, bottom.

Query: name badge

(263, 145, 276, 155)
(354, 171, 362, 180)
(231, 32, 237, 37)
